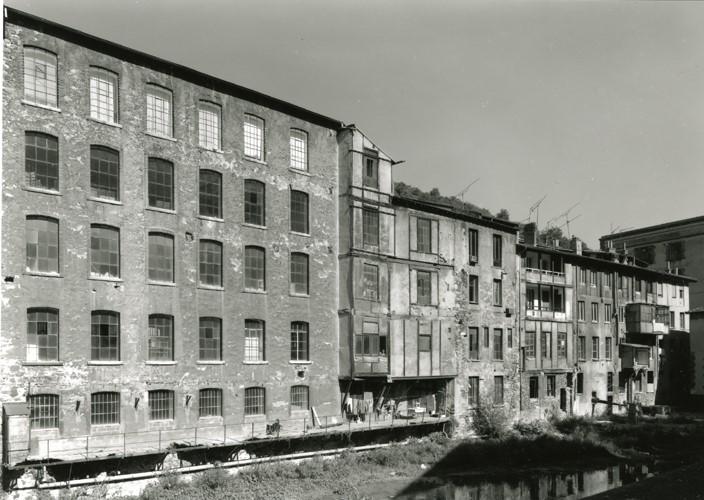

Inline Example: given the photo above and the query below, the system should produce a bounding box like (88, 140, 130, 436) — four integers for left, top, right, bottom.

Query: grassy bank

(48, 416, 704, 500)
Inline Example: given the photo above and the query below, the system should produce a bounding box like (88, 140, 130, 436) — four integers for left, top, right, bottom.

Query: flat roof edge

(4, 7, 345, 130)
(600, 215, 704, 242)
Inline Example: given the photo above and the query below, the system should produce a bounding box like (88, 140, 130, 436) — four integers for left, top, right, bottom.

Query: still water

(396, 462, 654, 500)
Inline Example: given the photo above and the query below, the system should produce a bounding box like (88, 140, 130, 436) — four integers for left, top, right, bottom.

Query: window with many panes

(199, 170, 222, 218)
(244, 180, 265, 226)
(90, 146, 120, 200)
(525, 330, 536, 358)
(290, 129, 307, 170)
(91, 311, 119, 361)
(416, 218, 432, 253)
(416, 270, 432, 306)
(356, 320, 387, 356)
(91, 392, 120, 425)
(198, 101, 221, 150)
(362, 208, 379, 247)
(26, 216, 59, 273)
(89, 68, 119, 124)
(199, 388, 222, 418)
(244, 114, 264, 160)
(468, 229, 479, 262)
(493, 279, 502, 306)
(146, 85, 173, 137)
(199, 317, 221, 361)
(148, 315, 173, 361)
(148, 232, 174, 282)
(494, 376, 504, 405)
(468, 275, 478, 304)
(492, 235, 502, 267)
(23, 47, 58, 107)
(290, 190, 309, 233)
(199, 240, 222, 287)
(244, 319, 265, 362)
(148, 390, 173, 420)
(244, 387, 265, 416)
(28, 394, 59, 429)
(291, 321, 309, 361)
(493, 329, 503, 360)
(290, 252, 309, 295)
(25, 132, 59, 191)
(578, 336, 586, 361)
(244, 246, 265, 291)
(363, 149, 379, 189)
(27, 308, 59, 362)
(362, 263, 379, 300)
(90, 225, 120, 278)
(604, 304, 612, 323)
(467, 377, 479, 407)
(468, 327, 479, 360)
(147, 158, 174, 210)
(291, 385, 309, 411)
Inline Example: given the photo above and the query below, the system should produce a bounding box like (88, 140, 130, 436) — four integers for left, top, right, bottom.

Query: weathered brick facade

(2, 10, 341, 463)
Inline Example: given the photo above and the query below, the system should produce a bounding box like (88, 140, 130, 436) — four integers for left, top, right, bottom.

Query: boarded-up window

(363, 208, 379, 247)
(494, 376, 504, 405)
(418, 333, 431, 352)
(362, 149, 378, 188)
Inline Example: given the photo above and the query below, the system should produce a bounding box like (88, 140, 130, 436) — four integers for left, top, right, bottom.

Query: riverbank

(38, 415, 704, 500)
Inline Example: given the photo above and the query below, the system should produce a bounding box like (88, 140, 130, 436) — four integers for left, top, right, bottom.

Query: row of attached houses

(0, 8, 695, 472)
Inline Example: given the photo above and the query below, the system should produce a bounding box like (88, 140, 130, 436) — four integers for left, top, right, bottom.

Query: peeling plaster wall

(2, 23, 340, 451)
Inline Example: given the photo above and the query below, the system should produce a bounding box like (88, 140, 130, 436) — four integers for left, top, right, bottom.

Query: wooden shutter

(409, 215, 417, 252)
(410, 269, 418, 304)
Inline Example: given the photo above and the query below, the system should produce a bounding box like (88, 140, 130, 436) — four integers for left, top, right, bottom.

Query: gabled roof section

(518, 243, 696, 285)
(4, 7, 345, 130)
(600, 215, 704, 242)
(341, 124, 396, 164)
(393, 195, 519, 234)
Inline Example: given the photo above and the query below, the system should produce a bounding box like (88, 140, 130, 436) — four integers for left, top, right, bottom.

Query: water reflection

(397, 463, 653, 500)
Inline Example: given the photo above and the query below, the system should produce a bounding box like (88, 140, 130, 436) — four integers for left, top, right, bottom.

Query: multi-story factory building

(337, 127, 520, 429)
(519, 226, 693, 418)
(601, 217, 704, 401)
(2, 7, 343, 463)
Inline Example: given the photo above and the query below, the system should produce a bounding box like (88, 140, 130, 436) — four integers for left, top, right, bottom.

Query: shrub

(192, 467, 229, 489)
(513, 419, 552, 437)
(470, 403, 509, 438)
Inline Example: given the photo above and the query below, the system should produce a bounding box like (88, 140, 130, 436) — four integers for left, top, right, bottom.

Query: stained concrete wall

(2, 22, 341, 454)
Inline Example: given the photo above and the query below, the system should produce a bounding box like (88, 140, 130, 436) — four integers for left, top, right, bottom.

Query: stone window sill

(243, 289, 267, 295)
(88, 196, 122, 206)
(24, 271, 63, 279)
(289, 360, 312, 365)
(197, 215, 224, 223)
(243, 157, 267, 166)
(146, 361, 177, 365)
(198, 285, 224, 291)
(290, 293, 310, 299)
(23, 361, 63, 366)
(144, 131, 177, 142)
(88, 361, 123, 366)
(89, 275, 123, 283)
(290, 231, 311, 238)
(145, 206, 177, 215)
(22, 186, 62, 196)
(289, 168, 310, 177)
(242, 223, 267, 230)
(148, 280, 177, 287)
(21, 100, 61, 113)
(88, 117, 122, 129)
(198, 146, 224, 154)
(243, 361, 268, 365)
(197, 361, 225, 365)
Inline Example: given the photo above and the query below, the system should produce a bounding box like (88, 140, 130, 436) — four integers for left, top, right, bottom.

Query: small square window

(199, 388, 222, 418)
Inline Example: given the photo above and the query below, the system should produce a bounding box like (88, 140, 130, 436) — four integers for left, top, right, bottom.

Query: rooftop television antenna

(455, 178, 480, 202)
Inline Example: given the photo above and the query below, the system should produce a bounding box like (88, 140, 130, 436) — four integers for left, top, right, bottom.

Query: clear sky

(8, 0, 704, 247)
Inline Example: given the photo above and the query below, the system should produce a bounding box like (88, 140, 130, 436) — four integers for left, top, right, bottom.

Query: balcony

(526, 308, 567, 321)
(620, 343, 651, 369)
(525, 268, 567, 285)
(625, 303, 669, 335)
(354, 357, 389, 375)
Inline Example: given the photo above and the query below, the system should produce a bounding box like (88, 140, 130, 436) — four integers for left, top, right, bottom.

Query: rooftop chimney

(570, 236, 583, 255)
(524, 223, 538, 247)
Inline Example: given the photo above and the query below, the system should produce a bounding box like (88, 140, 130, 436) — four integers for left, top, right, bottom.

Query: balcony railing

(625, 303, 669, 335)
(525, 268, 567, 284)
(526, 308, 567, 321)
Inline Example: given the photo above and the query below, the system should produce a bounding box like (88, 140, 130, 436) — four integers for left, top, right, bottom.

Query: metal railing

(6, 411, 448, 467)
